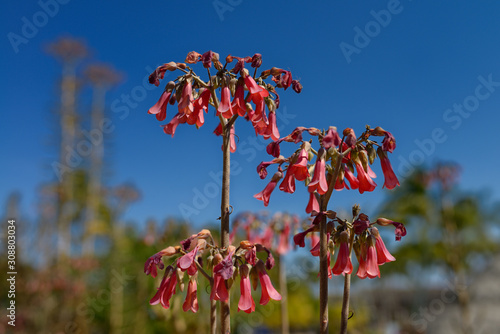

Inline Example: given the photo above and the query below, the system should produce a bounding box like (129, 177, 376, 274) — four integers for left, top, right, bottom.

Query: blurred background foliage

(1, 37, 499, 334)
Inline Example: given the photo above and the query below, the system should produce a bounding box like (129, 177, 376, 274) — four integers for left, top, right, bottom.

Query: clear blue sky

(2, 0, 500, 228)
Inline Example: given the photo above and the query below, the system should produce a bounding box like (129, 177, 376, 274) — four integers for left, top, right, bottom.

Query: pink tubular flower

(290, 149, 310, 181)
(231, 83, 247, 117)
(332, 232, 353, 276)
(293, 225, 316, 248)
(344, 165, 359, 190)
(377, 147, 400, 189)
(210, 273, 229, 302)
(305, 191, 319, 214)
(178, 81, 193, 115)
(162, 112, 187, 137)
(375, 218, 407, 241)
(254, 171, 283, 206)
(148, 90, 171, 122)
(188, 88, 210, 127)
(279, 168, 296, 194)
(355, 161, 377, 194)
(322, 126, 341, 149)
(371, 227, 396, 265)
(238, 265, 255, 313)
(178, 246, 199, 271)
(308, 148, 328, 195)
(244, 75, 269, 102)
(150, 267, 178, 308)
(217, 85, 234, 119)
(182, 279, 199, 313)
(264, 112, 280, 141)
(256, 261, 281, 305)
(365, 237, 381, 278)
(382, 131, 396, 153)
(266, 140, 281, 158)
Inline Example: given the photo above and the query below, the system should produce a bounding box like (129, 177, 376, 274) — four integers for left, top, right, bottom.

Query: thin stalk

(318, 149, 349, 334)
(319, 197, 329, 334)
(279, 254, 290, 334)
(210, 293, 217, 334)
(339, 231, 355, 334)
(220, 123, 231, 334)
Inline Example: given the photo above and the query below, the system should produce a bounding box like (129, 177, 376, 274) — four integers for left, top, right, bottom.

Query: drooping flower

(308, 148, 328, 195)
(375, 218, 407, 241)
(149, 266, 178, 309)
(365, 237, 381, 278)
(256, 261, 281, 305)
(210, 273, 229, 302)
(279, 167, 296, 194)
(254, 171, 283, 206)
(264, 112, 280, 141)
(332, 231, 353, 276)
(182, 278, 199, 313)
(238, 265, 255, 313)
(217, 85, 234, 119)
(355, 161, 377, 194)
(305, 191, 320, 214)
(371, 227, 396, 265)
(293, 225, 317, 248)
(188, 88, 210, 127)
(266, 140, 281, 158)
(148, 90, 171, 122)
(243, 71, 269, 103)
(377, 147, 400, 189)
(231, 82, 247, 117)
(290, 148, 310, 181)
(322, 126, 341, 149)
(177, 80, 194, 115)
(382, 131, 396, 153)
(162, 112, 187, 137)
(344, 165, 359, 190)
(178, 246, 199, 271)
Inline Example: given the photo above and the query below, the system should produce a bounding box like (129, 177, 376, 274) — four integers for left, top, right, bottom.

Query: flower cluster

(254, 126, 400, 211)
(144, 229, 281, 314)
(147, 51, 302, 147)
(294, 211, 406, 279)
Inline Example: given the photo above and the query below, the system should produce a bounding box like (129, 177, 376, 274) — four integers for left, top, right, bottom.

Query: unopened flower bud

(176, 62, 187, 70)
(165, 81, 176, 91)
(251, 53, 262, 68)
(292, 79, 302, 93)
(352, 204, 361, 218)
(260, 69, 271, 79)
(169, 93, 176, 105)
(359, 150, 369, 173)
(371, 126, 386, 136)
(213, 253, 223, 266)
(270, 67, 283, 76)
(366, 144, 377, 164)
(240, 240, 254, 250)
(358, 213, 369, 221)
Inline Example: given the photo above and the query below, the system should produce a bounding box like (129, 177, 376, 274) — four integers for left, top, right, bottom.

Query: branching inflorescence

(144, 50, 301, 333)
(254, 125, 406, 333)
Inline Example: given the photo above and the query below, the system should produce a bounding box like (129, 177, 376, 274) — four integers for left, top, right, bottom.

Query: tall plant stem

(318, 151, 346, 334)
(339, 231, 354, 334)
(279, 254, 290, 334)
(319, 196, 329, 334)
(220, 122, 231, 334)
